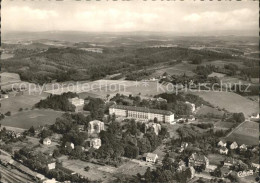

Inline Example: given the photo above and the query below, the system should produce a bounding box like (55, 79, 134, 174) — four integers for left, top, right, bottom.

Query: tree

(5, 111, 11, 116)
(154, 117, 158, 123)
(28, 126, 35, 136)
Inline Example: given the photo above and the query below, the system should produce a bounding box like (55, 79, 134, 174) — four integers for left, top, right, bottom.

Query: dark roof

(110, 105, 173, 115)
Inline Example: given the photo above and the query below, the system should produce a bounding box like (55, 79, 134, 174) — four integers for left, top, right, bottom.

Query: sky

(2, 0, 258, 35)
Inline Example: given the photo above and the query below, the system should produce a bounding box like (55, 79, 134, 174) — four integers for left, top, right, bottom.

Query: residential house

(188, 153, 209, 168)
(223, 157, 235, 167)
(219, 147, 228, 155)
(145, 123, 161, 135)
(43, 178, 57, 183)
(218, 140, 227, 147)
(88, 120, 105, 134)
(239, 144, 247, 151)
(177, 160, 186, 171)
(230, 141, 238, 150)
(47, 162, 56, 170)
(77, 125, 85, 132)
(65, 142, 75, 149)
(144, 153, 158, 163)
(179, 142, 189, 152)
(90, 138, 102, 149)
(43, 138, 52, 145)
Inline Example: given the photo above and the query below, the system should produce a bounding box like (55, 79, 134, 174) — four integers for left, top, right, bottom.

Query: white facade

(88, 120, 105, 134)
(109, 105, 174, 123)
(43, 138, 52, 145)
(90, 138, 102, 149)
(68, 97, 84, 107)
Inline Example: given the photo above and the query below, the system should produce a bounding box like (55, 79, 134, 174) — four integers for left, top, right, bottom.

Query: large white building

(109, 105, 174, 123)
(68, 97, 84, 107)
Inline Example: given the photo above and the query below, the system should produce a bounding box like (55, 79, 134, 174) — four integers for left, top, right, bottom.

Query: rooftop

(110, 104, 173, 115)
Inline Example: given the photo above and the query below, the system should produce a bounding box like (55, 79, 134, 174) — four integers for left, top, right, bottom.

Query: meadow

(225, 121, 259, 145)
(191, 91, 258, 117)
(0, 109, 63, 129)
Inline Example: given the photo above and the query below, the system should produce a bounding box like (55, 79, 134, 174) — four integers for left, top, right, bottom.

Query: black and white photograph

(0, 0, 259, 182)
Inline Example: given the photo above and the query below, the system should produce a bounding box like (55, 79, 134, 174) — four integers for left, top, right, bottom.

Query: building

(65, 142, 75, 149)
(188, 153, 209, 168)
(77, 125, 85, 132)
(88, 120, 105, 134)
(1, 94, 9, 99)
(218, 140, 227, 147)
(68, 97, 84, 107)
(145, 123, 161, 135)
(144, 153, 158, 163)
(47, 162, 56, 170)
(109, 105, 174, 123)
(185, 101, 196, 113)
(179, 142, 189, 152)
(43, 178, 57, 183)
(89, 138, 102, 149)
(220, 147, 228, 155)
(230, 141, 238, 150)
(223, 157, 235, 167)
(43, 138, 52, 145)
(239, 144, 247, 151)
(69, 97, 84, 112)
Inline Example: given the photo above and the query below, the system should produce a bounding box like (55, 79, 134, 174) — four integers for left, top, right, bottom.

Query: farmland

(191, 91, 258, 117)
(0, 109, 63, 129)
(196, 105, 224, 117)
(225, 121, 259, 145)
(44, 79, 168, 98)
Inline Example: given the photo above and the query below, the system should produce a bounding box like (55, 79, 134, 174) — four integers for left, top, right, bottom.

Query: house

(36, 173, 45, 180)
(90, 138, 102, 149)
(43, 138, 52, 145)
(144, 153, 158, 163)
(47, 162, 56, 170)
(77, 125, 85, 132)
(43, 178, 57, 183)
(65, 142, 75, 149)
(239, 144, 247, 151)
(219, 147, 228, 155)
(179, 142, 189, 152)
(185, 101, 196, 113)
(188, 153, 209, 168)
(230, 141, 238, 150)
(177, 160, 186, 171)
(88, 120, 105, 134)
(223, 157, 235, 167)
(145, 123, 161, 135)
(218, 140, 227, 147)
(1, 94, 9, 99)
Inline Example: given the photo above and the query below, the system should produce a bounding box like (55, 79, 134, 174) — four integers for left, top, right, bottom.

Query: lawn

(225, 121, 259, 146)
(0, 109, 63, 129)
(190, 91, 258, 117)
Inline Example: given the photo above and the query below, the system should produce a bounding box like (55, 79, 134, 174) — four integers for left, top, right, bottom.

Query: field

(0, 109, 63, 129)
(202, 60, 245, 69)
(225, 121, 259, 145)
(150, 62, 196, 77)
(58, 156, 151, 182)
(196, 105, 224, 117)
(44, 79, 168, 98)
(191, 91, 258, 117)
(214, 121, 235, 130)
(0, 93, 47, 114)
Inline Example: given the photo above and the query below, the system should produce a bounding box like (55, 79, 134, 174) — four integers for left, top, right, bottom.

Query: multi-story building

(109, 105, 174, 123)
(68, 97, 84, 107)
(88, 120, 105, 134)
(188, 153, 209, 168)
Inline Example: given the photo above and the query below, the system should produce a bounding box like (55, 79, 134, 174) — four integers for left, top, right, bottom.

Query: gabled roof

(145, 153, 158, 160)
(190, 153, 208, 162)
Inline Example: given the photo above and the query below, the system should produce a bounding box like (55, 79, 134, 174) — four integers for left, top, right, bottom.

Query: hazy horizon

(2, 1, 258, 37)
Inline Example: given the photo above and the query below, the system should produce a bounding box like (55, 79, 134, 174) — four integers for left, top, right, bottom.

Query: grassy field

(225, 121, 259, 145)
(44, 79, 167, 98)
(214, 121, 235, 130)
(191, 91, 258, 117)
(196, 106, 224, 117)
(0, 109, 63, 129)
(202, 60, 245, 69)
(0, 93, 46, 114)
(150, 62, 196, 77)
